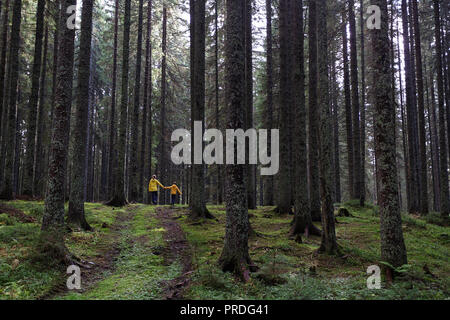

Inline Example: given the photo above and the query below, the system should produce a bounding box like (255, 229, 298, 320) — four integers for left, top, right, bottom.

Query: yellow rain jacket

(165, 184, 182, 195)
(149, 178, 164, 192)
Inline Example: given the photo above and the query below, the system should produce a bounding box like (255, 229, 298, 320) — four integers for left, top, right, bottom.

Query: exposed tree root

(105, 195, 128, 207)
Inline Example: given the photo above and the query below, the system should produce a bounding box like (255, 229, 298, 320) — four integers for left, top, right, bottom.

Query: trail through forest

(48, 205, 193, 300)
(156, 207, 193, 300)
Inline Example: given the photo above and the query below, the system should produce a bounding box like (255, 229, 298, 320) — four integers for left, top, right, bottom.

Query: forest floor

(0, 200, 448, 300)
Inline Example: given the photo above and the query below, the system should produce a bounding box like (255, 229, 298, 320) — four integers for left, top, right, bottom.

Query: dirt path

(39, 206, 136, 300)
(155, 207, 193, 300)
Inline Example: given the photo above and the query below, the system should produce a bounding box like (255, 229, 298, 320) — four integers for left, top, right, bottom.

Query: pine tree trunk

(107, 0, 130, 206)
(218, 0, 253, 280)
(214, 0, 222, 205)
(332, 56, 341, 204)
(23, 0, 45, 196)
(411, 0, 429, 215)
(348, 0, 361, 203)
(244, 0, 256, 210)
(317, 0, 338, 255)
(0, 0, 21, 200)
(129, 0, 143, 202)
(276, 0, 293, 215)
(190, 0, 211, 218)
(290, 0, 320, 240)
(33, 24, 49, 197)
(342, 13, 354, 201)
(0, 0, 9, 145)
(359, 0, 366, 206)
(433, 0, 450, 217)
(307, 0, 320, 221)
(263, 0, 274, 206)
(41, 0, 77, 254)
(141, 0, 152, 203)
(107, 0, 119, 200)
(369, 0, 407, 273)
(401, 0, 419, 214)
(67, 0, 94, 230)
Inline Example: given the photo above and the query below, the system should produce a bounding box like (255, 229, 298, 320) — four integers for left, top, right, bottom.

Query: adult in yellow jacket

(149, 175, 165, 205)
(165, 182, 182, 206)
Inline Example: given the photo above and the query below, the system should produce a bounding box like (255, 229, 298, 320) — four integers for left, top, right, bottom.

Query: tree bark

(359, 0, 366, 206)
(190, 0, 212, 219)
(307, 0, 320, 221)
(107, 0, 131, 207)
(369, 0, 407, 274)
(0, 0, 21, 200)
(263, 0, 274, 207)
(317, 0, 338, 255)
(219, 0, 253, 280)
(41, 0, 77, 256)
(129, 0, 143, 202)
(290, 0, 320, 240)
(342, 13, 354, 201)
(33, 23, 49, 197)
(67, 0, 94, 230)
(348, 0, 361, 203)
(141, 0, 152, 203)
(401, 0, 420, 214)
(244, 0, 256, 210)
(107, 0, 119, 200)
(433, 0, 450, 217)
(23, 0, 45, 196)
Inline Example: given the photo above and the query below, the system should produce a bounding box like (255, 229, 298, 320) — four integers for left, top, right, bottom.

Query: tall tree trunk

(67, 0, 94, 230)
(129, 0, 143, 202)
(342, 13, 353, 201)
(290, 0, 320, 240)
(332, 56, 341, 203)
(41, 0, 77, 258)
(348, 0, 361, 203)
(307, 0, 320, 221)
(0, 0, 10, 146)
(159, 4, 167, 205)
(317, 0, 338, 255)
(218, 0, 253, 280)
(244, 0, 256, 210)
(141, 0, 152, 203)
(263, 0, 274, 206)
(215, 0, 222, 205)
(359, 0, 366, 206)
(276, 0, 293, 214)
(0, 0, 21, 200)
(33, 23, 49, 196)
(397, 22, 411, 212)
(433, 0, 450, 217)
(424, 62, 440, 212)
(23, 0, 45, 196)
(401, 0, 419, 213)
(369, 0, 407, 277)
(108, 0, 130, 206)
(411, 0, 428, 215)
(107, 0, 119, 200)
(190, 0, 211, 218)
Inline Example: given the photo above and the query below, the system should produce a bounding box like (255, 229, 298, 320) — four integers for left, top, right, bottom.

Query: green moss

(0, 200, 448, 300)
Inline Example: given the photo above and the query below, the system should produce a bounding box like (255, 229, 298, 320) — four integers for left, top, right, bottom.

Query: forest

(0, 0, 449, 301)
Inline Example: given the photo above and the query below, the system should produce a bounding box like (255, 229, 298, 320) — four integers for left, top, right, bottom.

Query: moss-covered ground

(0, 200, 448, 300)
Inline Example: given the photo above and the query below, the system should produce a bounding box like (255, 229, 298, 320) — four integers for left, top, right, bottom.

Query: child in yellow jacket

(149, 175, 165, 205)
(165, 182, 182, 206)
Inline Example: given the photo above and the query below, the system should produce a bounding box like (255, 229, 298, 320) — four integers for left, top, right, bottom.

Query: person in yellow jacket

(165, 182, 182, 206)
(149, 175, 165, 205)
